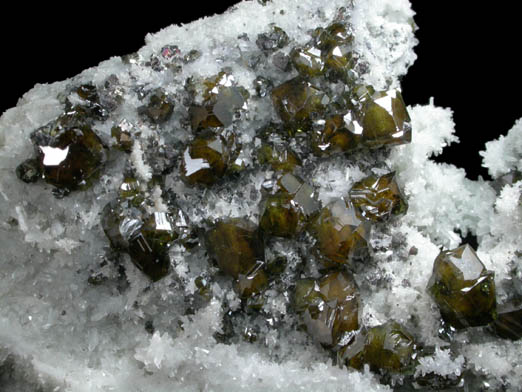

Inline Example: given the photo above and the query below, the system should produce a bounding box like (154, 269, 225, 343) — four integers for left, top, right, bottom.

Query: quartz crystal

(1, 1, 522, 391)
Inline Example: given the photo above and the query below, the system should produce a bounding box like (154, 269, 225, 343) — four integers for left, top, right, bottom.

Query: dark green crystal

(260, 191, 306, 238)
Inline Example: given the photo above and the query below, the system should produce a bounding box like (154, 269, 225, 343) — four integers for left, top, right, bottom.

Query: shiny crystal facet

(349, 172, 408, 222)
(311, 198, 370, 265)
(294, 270, 359, 346)
(427, 244, 497, 329)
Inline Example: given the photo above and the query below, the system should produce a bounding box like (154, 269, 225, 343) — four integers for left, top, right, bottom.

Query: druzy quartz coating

(427, 244, 497, 329)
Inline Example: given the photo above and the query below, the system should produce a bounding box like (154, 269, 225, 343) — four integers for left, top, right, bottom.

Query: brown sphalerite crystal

(259, 191, 306, 238)
(180, 131, 230, 185)
(30, 121, 107, 191)
(294, 270, 359, 346)
(340, 321, 416, 372)
(349, 172, 408, 222)
(205, 218, 265, 279)
(101, 197, 177, 282)
(310, 197, 370, 265)
(310, 115, 360, 155)
(359, 88, 412, 148)
(492, 306, 522, 340)
(427, 244, 497, 329)
(256, 143, 301, 172)
(277, 173, 321, 217)
(206, 218, 267, 298)
(271, 77, 326, 130)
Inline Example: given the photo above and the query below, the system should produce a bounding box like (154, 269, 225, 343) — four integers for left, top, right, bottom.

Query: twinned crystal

(427, 244, 497, 329)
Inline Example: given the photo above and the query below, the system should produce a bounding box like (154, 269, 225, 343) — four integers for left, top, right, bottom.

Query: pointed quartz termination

(339, 321, 416, 372)
(205, 218, 267, 298)
(294, 270, 359, 347)
(349, 172, 408, 222)
(310, 197, 371, 265)
(427, 244, 497, 329)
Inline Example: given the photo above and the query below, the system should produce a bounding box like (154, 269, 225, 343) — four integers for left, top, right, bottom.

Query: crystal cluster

(1, 1, 521, 391)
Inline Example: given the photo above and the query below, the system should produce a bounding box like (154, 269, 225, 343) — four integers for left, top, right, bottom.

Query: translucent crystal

(340, 321, 416, 372)
(310, 198, 370, 265)
(259, 191, 306, 238)
(294, 270, 359, 346)
(138, 89, 174, 124)
(427, 244, 497, 329)
(349, 172, 408, 222)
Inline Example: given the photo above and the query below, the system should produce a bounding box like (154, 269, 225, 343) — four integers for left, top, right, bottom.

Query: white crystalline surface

(0, 0, 521, 391)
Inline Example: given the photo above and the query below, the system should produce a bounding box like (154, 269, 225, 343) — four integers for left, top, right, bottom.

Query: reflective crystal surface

(30, 121, 106, 191)
(138, 89, 174, 124)
(427, 244, 497, 329)
(294, 270, 359, 346)
(259, 191, 306, 238)
(349, 172, 408, 222)
(311, 198, 370, 265)
(492, 306, 522, 340)
(340, 321, 416, 372)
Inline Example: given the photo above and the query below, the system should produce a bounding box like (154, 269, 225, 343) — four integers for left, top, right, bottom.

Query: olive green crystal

(205, 218, 265, 280)
(349, 172, 408, 222)
(271, 77, 326, 130)
(30, 121, 107, 191)
(427, 244, 497, 329)
(180, 131, 230, 185)
(294, 270, 359, 346)
(259, 192, 306, 238)
(290, 46, 325, 77)
(311, 115, 360, 155)
(277, 173, 321, 217)
(340, 321, 416, 372)
(359, 89, 412, 148)
(310, 198, 370, 265)
(256, 143, 301, 172)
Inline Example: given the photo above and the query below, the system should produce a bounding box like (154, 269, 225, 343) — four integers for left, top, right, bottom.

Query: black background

(1, 2, 518, 180)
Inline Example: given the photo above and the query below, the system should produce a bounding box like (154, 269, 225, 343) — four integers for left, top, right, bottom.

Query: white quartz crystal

(0, 0, 521, 391)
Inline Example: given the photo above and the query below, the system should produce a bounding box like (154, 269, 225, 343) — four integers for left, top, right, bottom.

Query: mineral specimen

(1, 0, 521, 391)
(427, 244, 497, 329)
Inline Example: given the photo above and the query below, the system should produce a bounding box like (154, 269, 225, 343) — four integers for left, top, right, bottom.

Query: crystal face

(340, 321, 416, 372)
(349, 172, 408, 222)
(427, 244, 497, 329)
(30, 121, 106, 191)
(259, 191, 306, 238)
(311, 198, 371, 265)
(294, 270, 359, 346)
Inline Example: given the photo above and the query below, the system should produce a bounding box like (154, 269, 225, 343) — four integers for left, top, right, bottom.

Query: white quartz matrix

(1, 0, 521, 391)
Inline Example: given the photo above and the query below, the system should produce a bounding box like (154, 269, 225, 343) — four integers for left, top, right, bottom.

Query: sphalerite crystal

(310, 197, 370, 265)
(294, 270, 359, 347)
(349, 172, 408, 222)
(427, 244, 497, 329)
(339, 321, 416, 372)
(180, 131, 233, 185)
(30, 120, 107, 191)
(205, 218, 267, 298)
(492, 306, 522, 340)
(138, 88, 174, 124)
